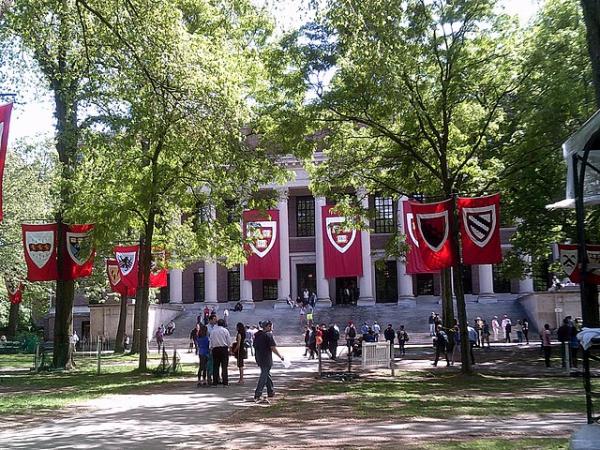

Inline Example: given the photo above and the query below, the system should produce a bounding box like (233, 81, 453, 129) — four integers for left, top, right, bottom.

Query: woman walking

(233, 322, 247, 384)
(195, 324, 210, 386)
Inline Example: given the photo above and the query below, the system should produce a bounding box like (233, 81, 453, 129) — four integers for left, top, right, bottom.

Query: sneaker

(267, 393, 275, 398)
(253, 397, 262, 403)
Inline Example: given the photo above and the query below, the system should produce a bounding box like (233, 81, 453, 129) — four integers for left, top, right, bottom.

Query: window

(262, 280, 278, 300)
(374, 196, 395, 233)
(160, 273, 171, 303)
(375, 261, 398, 302)
(493, 264, 512, 293)
(296, 196, 315, 237)
(227, 267, 240, 301)
(194, 271, 205, 302)
(416, 274, 434, 296)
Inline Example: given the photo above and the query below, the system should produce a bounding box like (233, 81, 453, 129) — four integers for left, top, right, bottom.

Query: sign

(22, 223, 58, 281)
(458, 194, 502, 265)
(243, 209, 280, 280)
(322, 205, 363, 278)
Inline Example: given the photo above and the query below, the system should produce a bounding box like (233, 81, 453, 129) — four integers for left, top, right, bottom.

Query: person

(203, 305, 210, 325)
(308, 326, 317, 359)
(428, 312, 436, 336)
(319, 324, 328, 357)
(504, 318, 512, 343)
(207, 314, 217, 336)
(467, 323, 477, 365)
(397, 325, 409, 356)
(515, 320, 523, 343)
(384, 324, 395, 356)
(195, 324, 211, 386)
(306, 307, 314, 327)
(309, 291, 317, 309)
(232, 322, 247, 384)
(450, 325, 460, 366)
(541, 323, 552, 368)
(432, 325, 449, 367)
(189, 325, 199, 353)
(223, 308, 230, 327)
(166, 320, 175, 336)
(373, 321, 381, 342)
(302, 288, 310, 306)
(234, 301, 243, 312)
(491, 316, 500, 342)
(501, 315, 510, 341)
(328, 324, 339, 360)
(299, 305, 306, 326)
(286, 294, 294, 308)
(363, 327, 376, 343)
(482, 320, 491, 348)
(345, 321, 357, 355)
(245, 325, 255, 357)
(360, 322, 369, 335)
(253, 320, 284, 403)
(155, 327, 164, 354)
(209, 319, 232, 386)
(557, 317, 571, 367)
(522, 318, 530, 345)
(71, 331, 79, 352)
(474, 318, 482, 347)
(124, 334, 131, 351)
(303, 326, 310, 357)
(549, 274, 562, 292)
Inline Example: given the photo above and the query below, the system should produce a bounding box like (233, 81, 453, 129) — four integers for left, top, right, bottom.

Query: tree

(581, 0, 600, 108)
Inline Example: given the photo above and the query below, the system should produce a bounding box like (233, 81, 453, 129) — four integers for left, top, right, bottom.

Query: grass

(0, 353, 34, 370)
(424, 437, 569, 449)
(0, 353, 198, 414)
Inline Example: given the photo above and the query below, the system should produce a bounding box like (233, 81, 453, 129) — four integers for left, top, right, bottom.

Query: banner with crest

(22, 223, 58, 281)
(5, 278, 24, 305)
(457, 194, 502, 265)
(402, 200, 437, 274)
(322, 205, 363, 278)
(408, 199, 456, 270)
(63, 224, 95, 280)
(107, 259, 136, 296)
(558, 244, 600, 284)
(243, 209, 280, 280)
(149, 247, 168, 288)
(0, 103, 13, 222)
(114, 245, 139, 290)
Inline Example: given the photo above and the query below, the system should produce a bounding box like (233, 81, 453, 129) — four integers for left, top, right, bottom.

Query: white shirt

(209, 326, 232, 349)
(492, 319, 499, 329)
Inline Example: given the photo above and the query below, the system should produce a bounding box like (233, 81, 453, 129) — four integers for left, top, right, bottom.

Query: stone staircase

(163, 295, 531, 346)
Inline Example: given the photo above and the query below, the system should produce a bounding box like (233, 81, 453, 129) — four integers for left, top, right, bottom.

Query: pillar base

(477, 294, 497, 304)
(241, 300, 255, 310)
(317, 297, 332, 308)
(273, 299, 291, 310)
(397, 297, 416, 307)
(357, 296, 375, 306)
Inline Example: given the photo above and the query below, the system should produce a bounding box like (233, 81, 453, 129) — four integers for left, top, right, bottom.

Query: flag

(0, 103, 13, 222)
(243, 209, 280, 280)
(409, 199, 456, 270)
(558, 244, 600, 284)
(402, 200, 437, 274)
(22, 223, 58, 281)
(107, 259, 136, 297)
(5, 278, 24, 305)
(149, 248, 168, 288)
(114, 245, 139, 290)
(458, 194, 502, 265)
(322, 205, 363, 278)
(63, 224, 95, 280)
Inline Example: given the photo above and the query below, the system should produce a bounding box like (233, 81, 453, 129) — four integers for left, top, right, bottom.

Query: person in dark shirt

(253, 321, 284, 403)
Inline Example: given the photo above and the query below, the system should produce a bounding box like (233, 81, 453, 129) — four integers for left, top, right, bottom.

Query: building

(163, 154, 537, 308)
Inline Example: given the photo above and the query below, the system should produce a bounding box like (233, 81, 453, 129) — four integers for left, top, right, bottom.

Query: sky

(7, 0, 541, 143)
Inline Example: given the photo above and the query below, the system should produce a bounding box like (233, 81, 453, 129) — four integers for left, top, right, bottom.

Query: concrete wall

(519, 289, 587, 331)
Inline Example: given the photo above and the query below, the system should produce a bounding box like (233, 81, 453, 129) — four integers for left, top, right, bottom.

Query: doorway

(296, 264, 316, 301)
(335, 277, 357, 305)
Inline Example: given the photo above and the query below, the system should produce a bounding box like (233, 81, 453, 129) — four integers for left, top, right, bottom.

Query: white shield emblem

(116, 251, 136, 276)
(247, 221, 277, 258)
(326, 217, 356, 254)
(416, 211, 449, 253)
(559, 247, 578, 276)
(108, 264, 122, 286)
(67, 231, 93, 266)
(462, 205, 496, 248)
(25, 230, 54, 269)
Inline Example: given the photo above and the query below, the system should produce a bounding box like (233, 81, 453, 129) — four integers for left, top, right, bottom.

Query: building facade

(164, 155, 536, 307)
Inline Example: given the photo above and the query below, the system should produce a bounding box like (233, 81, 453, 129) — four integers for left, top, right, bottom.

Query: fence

(362, 341, 393, 374)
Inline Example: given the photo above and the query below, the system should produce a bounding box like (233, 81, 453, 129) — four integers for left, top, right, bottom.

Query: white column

(169, 268, 183, 303)
(240, 264, 255, 310)
(275, 189, 291, 309)
(396, 198, 415, 306)
(315, 196, 332, 307)
(357, 190, 375, 306)
(204, 260, 218, 304)
(519, 255, 534, 294)
(477, 264, 497, 303)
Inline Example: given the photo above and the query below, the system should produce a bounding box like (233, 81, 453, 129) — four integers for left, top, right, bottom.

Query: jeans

(254, 364, 274, 398)
(212, 346, 229, 385)
(198, 354, 209, 381)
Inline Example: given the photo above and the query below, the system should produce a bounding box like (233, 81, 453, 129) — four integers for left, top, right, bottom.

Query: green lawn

(425, 437, 569, 450)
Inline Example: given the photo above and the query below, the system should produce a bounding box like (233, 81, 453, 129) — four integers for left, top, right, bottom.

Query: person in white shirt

(500, 315, 509, 340)
(209, 319, 232, 386)
(372, 321, 381, 341)
(491, 316, 500, 341)
(70, 331, 80, 352)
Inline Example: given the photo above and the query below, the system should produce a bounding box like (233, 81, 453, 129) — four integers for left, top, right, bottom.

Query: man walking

(432, 325, 449, 367)
(209, 319, 232, 386)
(384, 324, 395, 357)
(428, 312, 435, 336)
(253, 320, 284, 403)
(345, 321, 357, 355)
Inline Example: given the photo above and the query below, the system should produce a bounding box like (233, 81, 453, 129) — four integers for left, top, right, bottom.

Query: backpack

(332, 329, 340, 341)
(348, 327, 356, 339)
(404, 332, 409, 342)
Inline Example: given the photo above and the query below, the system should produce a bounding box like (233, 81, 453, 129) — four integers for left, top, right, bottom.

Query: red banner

(243, 209, 280, 280)
(322, 205, 363, 278)
(22, 223, 58, 281)
(63, 224, 95, 280)
(0, 103, 13, 222)
(149, 248, 168, 288)
(458, 194, 502, 265)
(107, 259, 136, 297)
(402, 200, 437, 274)
(6, 278, 24, 305)
(558, 244, 600, 284)
(114, 245, 139, 289)
(409, 199, 456, 270)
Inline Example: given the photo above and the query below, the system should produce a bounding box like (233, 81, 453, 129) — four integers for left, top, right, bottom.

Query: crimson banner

(63, 224, 95, 280)
(0, 103, 13, 222)
(22, 223, 58, 281)
(409, 199, 456, 270)
(558, 244, 600, 285)
(149, 248, 168, 288)
(6, 278, 24, 305)
(243, 209, 280, 280)
(458, 194, 502, 265)
(114, 245, 139, 289)
(322, 205, 363, 278)
(402, 200, 437, 274)
(107, 259, 136, 297)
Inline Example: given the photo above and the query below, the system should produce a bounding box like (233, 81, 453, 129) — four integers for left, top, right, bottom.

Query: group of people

(303, 323, 341, 360)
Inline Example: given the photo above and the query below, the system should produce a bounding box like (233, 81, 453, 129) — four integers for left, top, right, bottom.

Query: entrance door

(335, 277, 357, 305)
(296, 264, 316, 300)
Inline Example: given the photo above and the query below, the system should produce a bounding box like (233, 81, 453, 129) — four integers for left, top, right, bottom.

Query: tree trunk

(581, 0, 600, 108)
(7, 301, 19, 338)
(138, 214, 156, 371)
(583, 283, 600, 328)
(54, 220, 75, 369)
(114, 294, 128, 353)
(440, 268, 455, 329)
